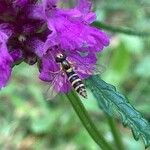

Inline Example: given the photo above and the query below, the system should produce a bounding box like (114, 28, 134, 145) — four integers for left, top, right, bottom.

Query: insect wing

(45, 73, 69, 100)
(44, 75, 59, 101)
(75, 61, 106, 76)
(70, 52, 106, 76)
(93, 63, 106, 75)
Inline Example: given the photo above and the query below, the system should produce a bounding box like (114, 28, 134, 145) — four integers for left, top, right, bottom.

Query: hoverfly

(45, 52, 105, 100)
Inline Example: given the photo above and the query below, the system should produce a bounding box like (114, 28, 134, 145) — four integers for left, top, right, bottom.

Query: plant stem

(106, 115, 125, 150)
(66, 90, 114, 150)
(93, 21, 150, 37)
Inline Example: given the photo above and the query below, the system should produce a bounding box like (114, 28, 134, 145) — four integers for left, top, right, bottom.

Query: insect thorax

(62, 60, 71, 70)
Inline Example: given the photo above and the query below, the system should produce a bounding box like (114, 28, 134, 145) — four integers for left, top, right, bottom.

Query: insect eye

(59, 54, 63, 58)
(57, 54, 63, 58)
(55, 53, 65, 62)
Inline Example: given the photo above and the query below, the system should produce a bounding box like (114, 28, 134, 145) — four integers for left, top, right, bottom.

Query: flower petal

(28, 38, 46, 57)
(53, 73, 71, 93)
(68, 51, 97, 79)
(39, 55, 60, 82)
(0, 43, 12, 89)
(46, 15, 109, 52)
(0, 26, 13, 88)
(76, 0, 92, 14)
(10, 49, 23, 62)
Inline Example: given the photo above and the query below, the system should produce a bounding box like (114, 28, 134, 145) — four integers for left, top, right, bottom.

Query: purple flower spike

(36, 0, 109, 93)
(0, 0, 110, 94)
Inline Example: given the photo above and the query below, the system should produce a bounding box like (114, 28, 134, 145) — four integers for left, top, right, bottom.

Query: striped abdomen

(66, 70, 87, 98)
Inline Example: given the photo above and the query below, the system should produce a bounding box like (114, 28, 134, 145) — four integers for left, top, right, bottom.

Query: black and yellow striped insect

(45, 52, 105, 100)
(55, 53, 87, 98)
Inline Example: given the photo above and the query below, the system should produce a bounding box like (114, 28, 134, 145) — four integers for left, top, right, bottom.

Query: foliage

(86, 75, 150, 148)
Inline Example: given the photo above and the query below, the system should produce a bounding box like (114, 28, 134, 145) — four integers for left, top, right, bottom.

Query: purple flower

(36, 0, 109, 93)
(0, 0, 38, 88)
(0, 0, 110, 93)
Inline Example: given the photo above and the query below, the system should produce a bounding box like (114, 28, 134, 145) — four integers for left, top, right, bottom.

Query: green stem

(93, 21, 150, 37)
(106, 115, 125, 150)
(66, 90, 114, 150)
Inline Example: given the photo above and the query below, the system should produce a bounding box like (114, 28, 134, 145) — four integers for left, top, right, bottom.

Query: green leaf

(86, 75, 150, 148)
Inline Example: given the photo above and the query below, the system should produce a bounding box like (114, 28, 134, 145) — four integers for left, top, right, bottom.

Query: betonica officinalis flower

(0, 0, 109, 98)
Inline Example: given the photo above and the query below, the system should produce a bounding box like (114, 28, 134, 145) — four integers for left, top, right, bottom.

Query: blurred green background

(0, 0, 149, 149)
